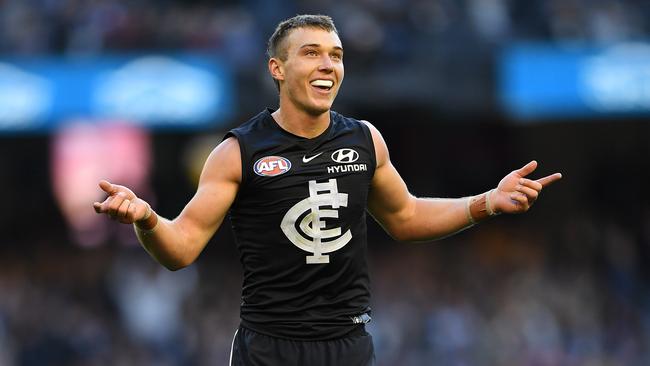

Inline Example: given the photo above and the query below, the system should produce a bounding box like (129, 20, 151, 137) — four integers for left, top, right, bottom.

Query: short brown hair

(267, 14, 339, 61)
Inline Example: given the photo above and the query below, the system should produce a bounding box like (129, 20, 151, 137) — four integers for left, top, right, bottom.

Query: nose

(318, 55, 334, 72)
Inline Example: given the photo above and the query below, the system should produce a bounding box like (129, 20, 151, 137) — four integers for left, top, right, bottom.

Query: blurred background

(0, 0, 648, 365)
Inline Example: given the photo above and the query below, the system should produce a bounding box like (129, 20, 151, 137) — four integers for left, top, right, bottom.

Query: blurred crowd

(1, 213, 648, 365)
(2, 0, 649, 56)
(1, 0, 649, 365)
(2, 0, 650, 112)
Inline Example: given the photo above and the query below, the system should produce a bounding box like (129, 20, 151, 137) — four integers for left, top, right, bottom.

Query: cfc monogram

(280, 179, 352, 264)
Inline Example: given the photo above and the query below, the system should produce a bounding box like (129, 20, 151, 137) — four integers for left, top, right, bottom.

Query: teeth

(310, 80, 333, 88)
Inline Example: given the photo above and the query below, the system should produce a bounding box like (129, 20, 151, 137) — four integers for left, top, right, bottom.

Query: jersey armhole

(358, 121, 377, 175)
(223, 131, 249, 189)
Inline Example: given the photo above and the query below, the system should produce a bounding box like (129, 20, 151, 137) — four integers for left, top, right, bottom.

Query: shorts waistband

(239, 322, 368, 341)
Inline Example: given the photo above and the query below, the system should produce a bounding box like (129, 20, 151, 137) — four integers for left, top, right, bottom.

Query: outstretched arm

(93, 137, 241, 270)
(365, 122, 561, 242)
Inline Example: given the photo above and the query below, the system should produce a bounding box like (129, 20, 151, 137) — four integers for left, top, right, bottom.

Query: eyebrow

(299, 43, 344, 52)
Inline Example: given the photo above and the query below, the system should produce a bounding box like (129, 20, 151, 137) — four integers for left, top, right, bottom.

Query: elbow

(385, 224, 412, 242)
(377, 213, 414, 242)
(159, 257, 193, 271)
(385, 223, 443, 243)
(392, 232, 421, 243)
(389, 230, 439, 243)
(164, 263, 187, 272)
(381, 200, 419, 242)
(144, 241, 196, 271)
(387, 228, 404, 242)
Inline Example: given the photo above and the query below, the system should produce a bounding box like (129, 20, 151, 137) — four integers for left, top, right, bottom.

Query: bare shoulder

(200, 136, 242, 185)
(360, 120, 389, 167)
(214, 136, 241, 157)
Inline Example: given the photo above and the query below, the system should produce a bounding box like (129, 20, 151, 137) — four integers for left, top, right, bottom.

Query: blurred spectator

(50, 122, 153, 248)
(0, 209, 648, 364)
(108, 250, 198, 365)
(0, 0, 648, 365)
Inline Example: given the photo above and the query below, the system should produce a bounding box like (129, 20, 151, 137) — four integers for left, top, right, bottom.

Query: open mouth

(310, 79, 334, 92)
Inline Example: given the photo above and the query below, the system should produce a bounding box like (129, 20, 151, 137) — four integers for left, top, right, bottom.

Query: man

(94, 14, 561, 366)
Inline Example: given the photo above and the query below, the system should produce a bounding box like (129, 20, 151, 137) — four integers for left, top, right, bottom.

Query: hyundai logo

(331, 148, 359, 163)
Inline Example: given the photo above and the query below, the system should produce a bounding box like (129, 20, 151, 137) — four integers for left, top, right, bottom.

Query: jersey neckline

(263, 108, 335, 148)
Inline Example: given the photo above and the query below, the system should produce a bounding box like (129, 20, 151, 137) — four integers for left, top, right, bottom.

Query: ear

(268, 58, 284, 82)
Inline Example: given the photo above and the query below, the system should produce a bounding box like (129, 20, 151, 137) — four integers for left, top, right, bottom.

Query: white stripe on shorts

(229, 328, 239, 366)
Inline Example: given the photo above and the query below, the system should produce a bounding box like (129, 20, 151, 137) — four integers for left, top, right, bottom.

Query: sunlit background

(1, 0, 649, 365)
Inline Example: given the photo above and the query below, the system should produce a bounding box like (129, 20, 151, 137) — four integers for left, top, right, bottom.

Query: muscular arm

(94, 137, 241, 270)
(364, 122, 561, 242)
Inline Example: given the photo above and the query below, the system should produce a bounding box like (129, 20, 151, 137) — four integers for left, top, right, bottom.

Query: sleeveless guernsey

(225, 108, 376, 340)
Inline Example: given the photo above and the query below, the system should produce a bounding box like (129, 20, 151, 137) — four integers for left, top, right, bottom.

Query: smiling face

(269, 27, 344, 117)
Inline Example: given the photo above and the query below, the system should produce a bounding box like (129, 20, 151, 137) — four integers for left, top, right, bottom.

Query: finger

(107, 192, 127, 217)
(515, 160, 538, 177)
(536, 173, 563, 188)
(510, 192, 529, 209)
(93, 197, 114, 213)
(117, 199, 131, 219)
(98, 180, 116, 195)
(515, 184, 538, 201)
(519, 178, 543, 192)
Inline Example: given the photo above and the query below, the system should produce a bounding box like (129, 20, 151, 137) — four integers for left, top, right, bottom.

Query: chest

(249, 139, 373, 191)
(238, 128, 375, 213)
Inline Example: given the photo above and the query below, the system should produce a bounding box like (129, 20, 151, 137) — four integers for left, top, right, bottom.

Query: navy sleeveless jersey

(225, 108, 376, 340)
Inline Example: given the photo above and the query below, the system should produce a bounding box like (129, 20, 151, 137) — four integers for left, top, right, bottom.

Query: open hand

(93, 180, 151, 224)
(490, 161, 562, 214)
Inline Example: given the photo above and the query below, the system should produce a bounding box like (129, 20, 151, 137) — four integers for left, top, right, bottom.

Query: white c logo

(280, 179, 352, 264)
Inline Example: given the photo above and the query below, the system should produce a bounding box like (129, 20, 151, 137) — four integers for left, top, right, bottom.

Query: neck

(271, 99, 330, 139)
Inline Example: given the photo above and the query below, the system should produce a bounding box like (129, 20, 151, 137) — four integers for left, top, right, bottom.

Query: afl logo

(254, 156, 291, 176)
(331, 148, 359, 163)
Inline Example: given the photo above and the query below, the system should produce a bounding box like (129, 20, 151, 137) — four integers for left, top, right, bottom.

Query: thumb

(515, 160, 538, 177)
(98, 180, 116, 195)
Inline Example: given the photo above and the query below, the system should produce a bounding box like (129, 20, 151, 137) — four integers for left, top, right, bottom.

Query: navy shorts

(229, 325, 375, 366)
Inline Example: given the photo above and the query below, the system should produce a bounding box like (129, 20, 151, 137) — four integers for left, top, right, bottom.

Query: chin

(308, 106, 331, 116)
(303, 101, 333, 116)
